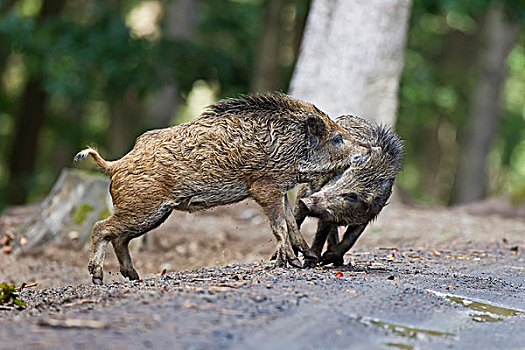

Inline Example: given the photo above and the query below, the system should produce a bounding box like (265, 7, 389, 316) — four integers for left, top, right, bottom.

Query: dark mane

(202, 92, 323, 117)
(372, 124, 404, 171)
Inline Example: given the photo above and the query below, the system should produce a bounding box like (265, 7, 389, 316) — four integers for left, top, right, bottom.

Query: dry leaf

(156, 268, 167, 276)
(1, 246, 12, 255)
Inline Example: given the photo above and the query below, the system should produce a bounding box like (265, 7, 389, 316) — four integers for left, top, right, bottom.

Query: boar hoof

(303, 249, 318, 261)
(303, 258, 319, 268)
(121, 268, 140, 281)
(321, 251, 344, 267)
(269, 251, 278, 261)
(88, 263, 104, 285)
(275, 257, 287, 268)
(288, 257, 303, 268)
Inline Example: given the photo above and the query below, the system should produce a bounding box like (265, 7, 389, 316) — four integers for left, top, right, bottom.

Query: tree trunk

(147, 0, 198, 128)
(11, 169, 111, 253)
(5, 0, 66, 205)
(0, 0, 16, 75)
(289, 0, 412, 125)
(7, 78, 47, 204)
(108, 90, 143, 158)
(453, 3, 518, 204)
(251, 0, 286, 93)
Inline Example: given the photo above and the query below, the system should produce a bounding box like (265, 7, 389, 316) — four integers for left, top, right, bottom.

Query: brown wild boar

(292, 115, 403, 267)
(75, 93, 370, 284)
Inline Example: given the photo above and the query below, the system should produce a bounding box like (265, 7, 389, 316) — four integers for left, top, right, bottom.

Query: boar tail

(74, 147, 114, 173)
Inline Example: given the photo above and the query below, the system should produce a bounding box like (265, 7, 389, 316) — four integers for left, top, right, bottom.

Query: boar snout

(300, 196, 333, 218)
(299, 197, 314, 211)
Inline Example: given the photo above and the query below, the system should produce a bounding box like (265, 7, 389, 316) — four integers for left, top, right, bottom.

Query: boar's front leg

(251, 185, 302, 268)
(268, 195, 316, 263)
(284, 195, 317, 260)
(303, 221, 338, 268)
(322, 223, 366, 266)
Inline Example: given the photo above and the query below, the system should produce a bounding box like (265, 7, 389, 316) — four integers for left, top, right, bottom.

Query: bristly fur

(76, 92, 370, 284)
(328, 115, 404, 224)
(369, 123, 404, 173)
(74, 147, 114, 174)
(294, 115, 404, 266)
(203, 92, 324, 118)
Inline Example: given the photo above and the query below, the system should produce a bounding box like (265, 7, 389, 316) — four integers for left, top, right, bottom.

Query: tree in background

(290, 0, 412, 126)
(147, 0, 199, 129)
(397, 0, 525, 205)
(251, 0, 309, 93)
(6, 0, 67, 204)
(453, 2, 519, 204)
(0, 0, 524, 211)
(0, 0, 310, 210)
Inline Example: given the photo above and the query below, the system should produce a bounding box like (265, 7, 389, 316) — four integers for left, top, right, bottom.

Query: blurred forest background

(0, 0, 524, 211)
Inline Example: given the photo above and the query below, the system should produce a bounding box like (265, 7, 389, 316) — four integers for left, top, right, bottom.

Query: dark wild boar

(75, 93, 370, 284)
(293, 115, 403, 267)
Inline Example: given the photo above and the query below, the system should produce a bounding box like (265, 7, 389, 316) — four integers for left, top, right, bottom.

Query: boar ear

(306, 114, 328, 139)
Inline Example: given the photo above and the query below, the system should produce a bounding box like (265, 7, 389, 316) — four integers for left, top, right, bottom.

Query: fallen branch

(37, 318, 109, 329)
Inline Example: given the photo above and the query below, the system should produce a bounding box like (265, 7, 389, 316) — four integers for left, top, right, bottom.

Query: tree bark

(0, 0, 16, 75)
(453, 3, 518, 204)
(11, 169, 112, 253)
(6, 0, 66, 205)
(108, 90, 144, 158)
(289, 0, 412, 125)
(7, 78, 47, 204)
(251, 0, 286, 93)
(147, 0, 198, 128)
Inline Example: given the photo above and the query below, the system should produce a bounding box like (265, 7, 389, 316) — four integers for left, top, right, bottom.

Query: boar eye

(330, 134, 344, 146)
(342, 193, 359, 202)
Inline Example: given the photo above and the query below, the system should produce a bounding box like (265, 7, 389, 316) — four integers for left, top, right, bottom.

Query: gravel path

(1, 246, 524, 350)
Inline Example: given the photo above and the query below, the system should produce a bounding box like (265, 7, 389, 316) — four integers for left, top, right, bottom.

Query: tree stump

(11, 169, 111, 254)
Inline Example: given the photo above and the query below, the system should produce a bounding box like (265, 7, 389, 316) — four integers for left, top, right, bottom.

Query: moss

(0, 282, 26, 308)
(510, 185, 525, 206)
(72, 203, 94, 225)
(97, 208, 112, 221)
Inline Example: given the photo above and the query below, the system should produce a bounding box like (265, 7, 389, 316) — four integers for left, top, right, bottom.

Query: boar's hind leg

(112, 237, 139, 281)
(88, 216, 122, 285)
(251, 186, 301, 268)
(89, 203, 173, 284)
(110, 203, 173, 281)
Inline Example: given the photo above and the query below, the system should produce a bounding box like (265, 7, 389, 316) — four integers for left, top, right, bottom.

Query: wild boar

(75, 93, 370, 284)
(293, 115, 403, 267)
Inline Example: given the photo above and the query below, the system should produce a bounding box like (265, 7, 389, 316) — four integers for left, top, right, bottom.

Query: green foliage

(0, 282, 26, 308)
(0, 0, 523, 209)
(397, 0, 525, 204)
(97, 208, 111, 221)
(0, 0, 269, 209)
(509, 184, 525, 205)
(72, 202, 94, 225)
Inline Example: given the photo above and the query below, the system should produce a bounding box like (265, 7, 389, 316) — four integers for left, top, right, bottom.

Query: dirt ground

(0, 201, 524, 349)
